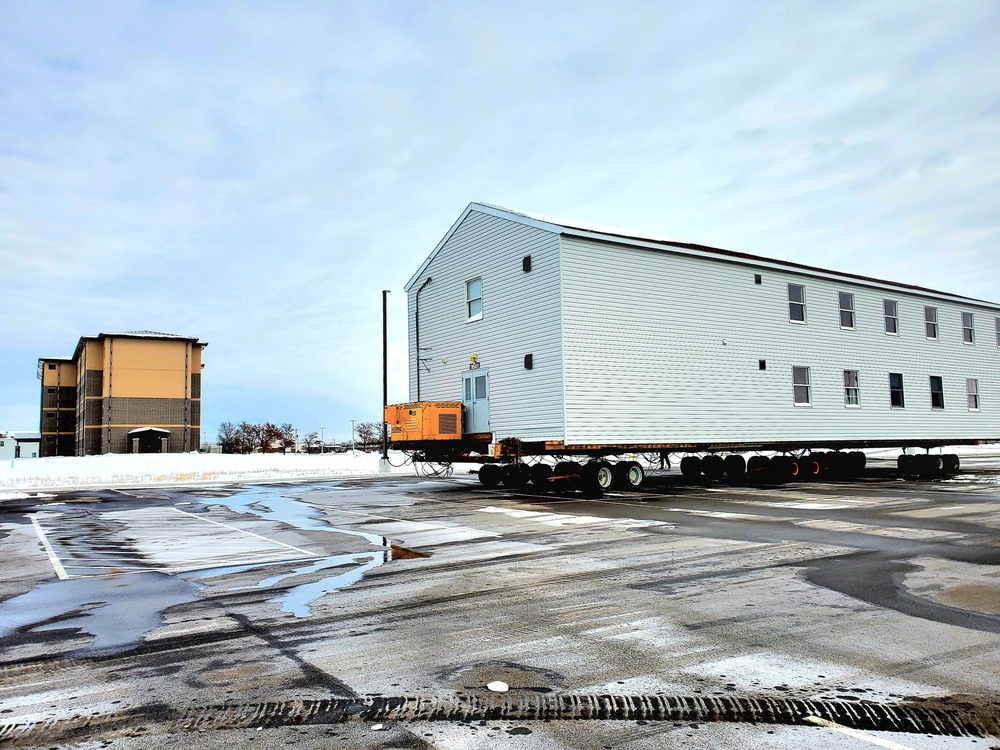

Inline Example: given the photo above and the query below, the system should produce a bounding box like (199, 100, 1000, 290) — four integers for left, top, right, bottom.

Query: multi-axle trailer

(386, 203, 1000, 496)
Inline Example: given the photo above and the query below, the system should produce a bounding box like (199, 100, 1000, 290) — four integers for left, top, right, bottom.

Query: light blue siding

(560, 235, 1000, 446)
(407, 209, 564, 441)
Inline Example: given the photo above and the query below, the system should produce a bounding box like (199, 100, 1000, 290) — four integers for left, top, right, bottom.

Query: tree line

(216, 421, 386, 454)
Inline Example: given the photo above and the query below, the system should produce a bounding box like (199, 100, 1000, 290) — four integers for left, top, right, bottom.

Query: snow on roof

(128, 427, 170, 434)
(96, 331, 202, 341)
(405, 202, 1000, 308)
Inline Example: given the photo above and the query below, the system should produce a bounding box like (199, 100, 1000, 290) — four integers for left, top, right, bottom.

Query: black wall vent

(759, 359, 766, 370)
(524, 354, 533, 370)
(754, 274, 762, 285)
(522, 255, 532, 272)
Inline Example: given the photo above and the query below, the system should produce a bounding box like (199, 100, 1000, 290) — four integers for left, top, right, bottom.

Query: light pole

(350, 419, 356, 454)
(382, 289, 390, 460)
(320, 427, 325, 454)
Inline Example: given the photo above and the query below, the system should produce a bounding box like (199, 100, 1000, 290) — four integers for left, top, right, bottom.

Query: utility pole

(320, 427, 325, 454)
(382, 289, 390, 464)
(350, 419, 356, 455)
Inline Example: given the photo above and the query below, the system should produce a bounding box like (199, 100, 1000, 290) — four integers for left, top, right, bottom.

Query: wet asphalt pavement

(1, 456, 999, 748)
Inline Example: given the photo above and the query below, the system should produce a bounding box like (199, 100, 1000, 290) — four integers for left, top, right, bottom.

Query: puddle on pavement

(0, 572, 198, 656)
(186, 486, 431, 617)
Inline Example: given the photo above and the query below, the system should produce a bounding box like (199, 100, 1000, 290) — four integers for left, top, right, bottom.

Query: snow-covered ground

(0, 451, 421, 493)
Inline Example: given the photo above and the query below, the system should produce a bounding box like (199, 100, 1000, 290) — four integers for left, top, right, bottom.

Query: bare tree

(260, 422, 284, 453)
(217, 422, 240, 454)
(279, 423, 297, 453)
(302, 431, 319, 453)
(356, 421, 382, 452)
(237, 422, 261, 454)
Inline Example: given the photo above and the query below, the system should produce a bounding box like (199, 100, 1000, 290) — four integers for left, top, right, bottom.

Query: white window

(889, 372, 905, 408)
(962, 312, 975, 344)
(844, 370, 860, 406)
(929, 376, 944, 409)
(788, 284, 806, 322)
(967, 378, 980, 410)
(793, 366, 811, 405)
(925, 306, 937, 339)
(466, 277, 482, 321)
(838, 292, 855, 329)
(883, 299, 898, 334)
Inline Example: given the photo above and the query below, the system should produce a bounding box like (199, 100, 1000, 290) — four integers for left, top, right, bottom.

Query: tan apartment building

(39, 331, 207, 456)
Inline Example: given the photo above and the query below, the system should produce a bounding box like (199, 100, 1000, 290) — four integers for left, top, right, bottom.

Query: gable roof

(405, 202, 999, 309)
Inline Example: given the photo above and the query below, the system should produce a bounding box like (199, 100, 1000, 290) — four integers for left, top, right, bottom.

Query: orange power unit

(385, 401, 463, 442)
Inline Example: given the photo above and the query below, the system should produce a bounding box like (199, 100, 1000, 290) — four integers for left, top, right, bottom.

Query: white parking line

(169, 508, 317, 557)
(29, 514, 68, 580)
(803, 715, 917, 750)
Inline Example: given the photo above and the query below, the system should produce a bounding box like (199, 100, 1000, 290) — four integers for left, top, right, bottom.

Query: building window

(46, 436, 55, 444)
(792, 366, 811, 405)
(754, 274, 762, 285)
(889, 373, 905, 408)
(522, 255, 531, 272)
(466, 277, 483, 321)
(962, 312, 975, 344)
(967, 378, 980, 410)
(929, 376, 945, 409)
(788, 284, 806, 322)
(884, 300, 898, 334)
(844, 370, 860, 406)
(925, 306, 938, 339)
(838, 292, 855, 329)
(47, 387, 56, 394)
(47, 363, 55, 370)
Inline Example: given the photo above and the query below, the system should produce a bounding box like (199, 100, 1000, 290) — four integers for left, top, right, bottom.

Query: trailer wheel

(770, 456, 794, 482)
(945, 454, 960, 474)
(586, 461, 615, 491)
(478, 463, 501, 488)
(529, 463, 553, 490)
(747, 455, 770, 482)
(680, 456, 702, 480)
(701, 454, 725, 482)
(553, 461, 581, 490)
(723, 454, 746, 481)
(802, 453, 823, 480)
(897, 454, 913, 474)
(501, 463, 531, 488)
(613, 460, 644, 489)
(849, 451, 867, 474)
(580, 462, 606, 499)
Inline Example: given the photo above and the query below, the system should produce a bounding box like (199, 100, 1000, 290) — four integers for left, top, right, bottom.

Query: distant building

(0, 432, 41, 459)
(39, 331, 207, 456)
(0, 432, 14, 461)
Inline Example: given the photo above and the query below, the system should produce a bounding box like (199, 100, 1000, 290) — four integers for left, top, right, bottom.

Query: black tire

(553, 461, 581, 490)
(680, 456, 702, 480)
(821, 451, 844, 478)
(614, 460, 645, 489)
(747, 455, 771, 482)
(802, 453, 823, 480)
(579, 462, 606, 499)
(849, 451, 867, 474)
(946, 454, 960, 474)
(588, 461, 615, 491)
(529, 463, 554, 490)
(701, 454, 725, 482)
(478, 463, 501, 488)
(723, 454, 746, 481)
(897, 454, 913, 474)
(769, 456, 792, 482)
(501, 463, 531, 488)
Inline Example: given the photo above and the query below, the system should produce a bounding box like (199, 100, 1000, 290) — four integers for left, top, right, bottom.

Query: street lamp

(350, 419, 356, 454)
(320, 427, 325, 454)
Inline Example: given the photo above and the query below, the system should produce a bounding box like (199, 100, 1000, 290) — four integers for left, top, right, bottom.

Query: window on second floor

(788, 284, 806, 322)
(466, 277, 483, 321)
(838, 292, 855, 329)
(929, 376, 944, 409)
(925, 306, 938, 339)
(962, 312, 975, 344)
(883, 299, 898, 334)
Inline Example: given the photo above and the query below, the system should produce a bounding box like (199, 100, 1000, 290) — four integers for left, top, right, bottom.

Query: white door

(462, 370, 490, 434)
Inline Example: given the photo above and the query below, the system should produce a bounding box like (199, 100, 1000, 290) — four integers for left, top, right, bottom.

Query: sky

(2, 1, 999, 443)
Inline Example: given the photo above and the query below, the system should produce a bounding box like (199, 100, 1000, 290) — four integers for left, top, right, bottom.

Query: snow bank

(0, 451, 419, 492)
